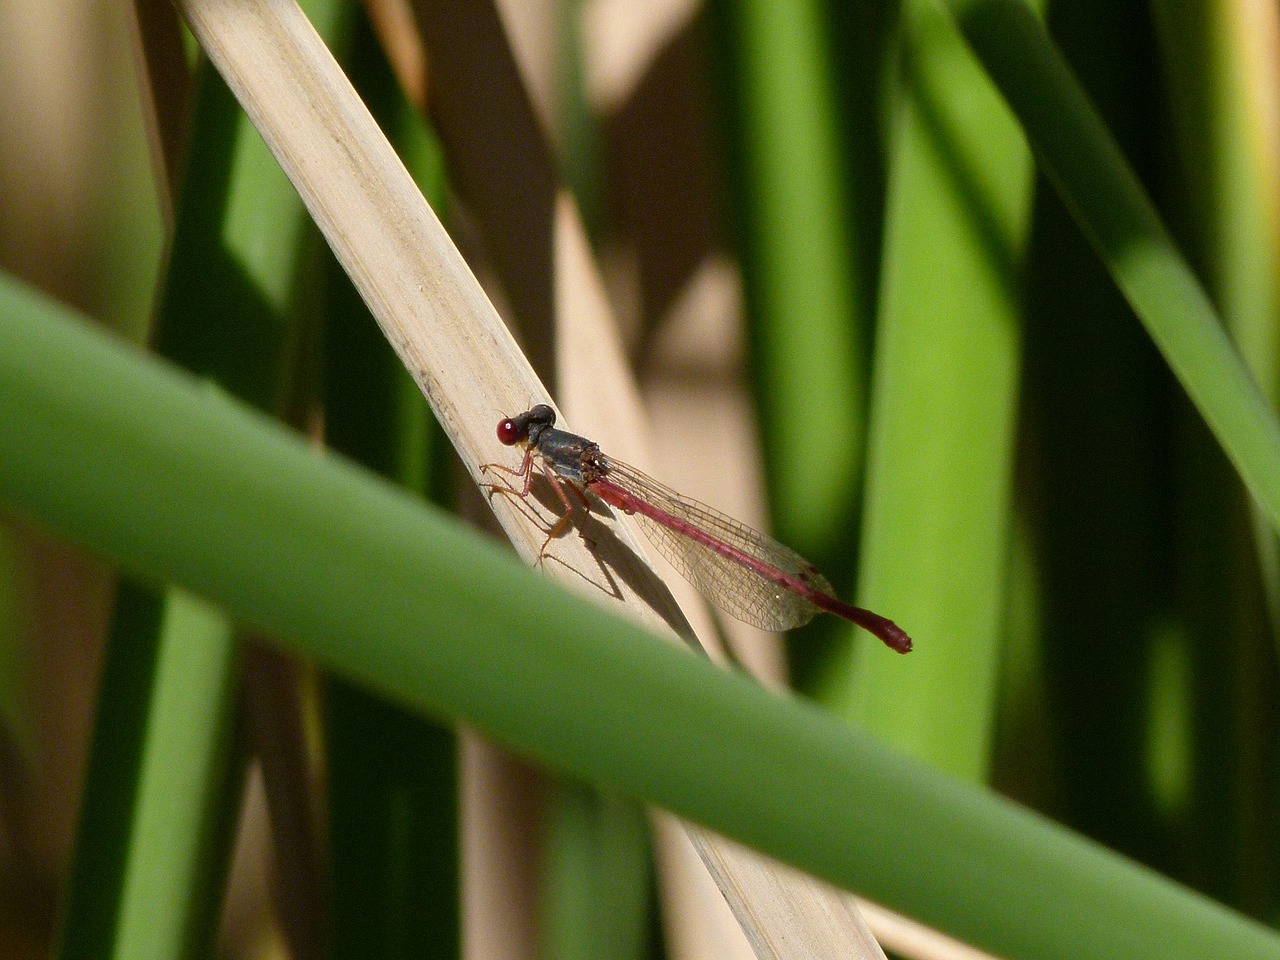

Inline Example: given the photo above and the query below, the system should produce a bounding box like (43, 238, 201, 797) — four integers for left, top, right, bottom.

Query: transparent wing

(596, 455, 833, 631)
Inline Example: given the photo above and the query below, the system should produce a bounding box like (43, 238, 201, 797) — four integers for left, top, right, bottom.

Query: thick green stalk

(4, 270, 1280, 960)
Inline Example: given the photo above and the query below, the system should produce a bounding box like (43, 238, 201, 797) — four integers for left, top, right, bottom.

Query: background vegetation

(1, 0, 1278, 958)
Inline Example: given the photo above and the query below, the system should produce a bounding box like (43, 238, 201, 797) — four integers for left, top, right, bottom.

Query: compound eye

(496, 418, 525, 445)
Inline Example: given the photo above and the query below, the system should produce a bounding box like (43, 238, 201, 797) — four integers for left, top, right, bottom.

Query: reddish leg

(480, 450, 552, 550)
(480, 451, 588, 562)
(479, 448, 536, 495)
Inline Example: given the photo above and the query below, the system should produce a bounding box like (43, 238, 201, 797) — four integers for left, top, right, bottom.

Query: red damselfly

(482, 405, 911, 653)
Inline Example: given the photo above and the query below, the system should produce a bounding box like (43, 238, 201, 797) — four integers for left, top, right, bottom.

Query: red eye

(497, 418, 524, 445)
